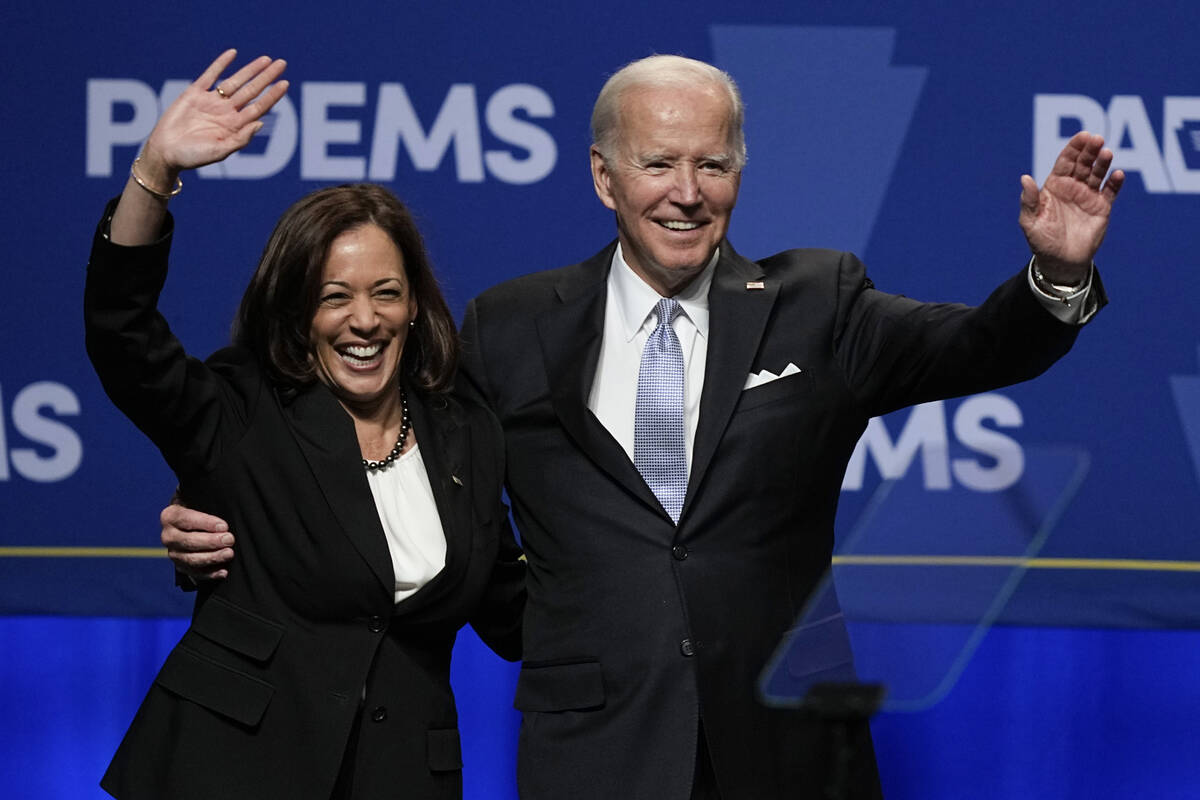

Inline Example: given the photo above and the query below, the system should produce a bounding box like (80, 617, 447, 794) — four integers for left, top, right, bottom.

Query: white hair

(590, 54, 747, 169)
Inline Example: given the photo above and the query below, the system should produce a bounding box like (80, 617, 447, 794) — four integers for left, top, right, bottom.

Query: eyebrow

(634, 152, 733, 166)
(320, 277, 404, 289)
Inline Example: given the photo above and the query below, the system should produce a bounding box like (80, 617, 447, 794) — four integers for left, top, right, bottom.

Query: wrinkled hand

(140, 49, 288, 180)
(1019, 130, 1124, 284)
(161, 503, 235, 581)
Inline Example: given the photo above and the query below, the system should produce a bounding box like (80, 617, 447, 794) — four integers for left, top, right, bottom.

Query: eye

(319, 291, 350, 305)
(374, 286, 404, 300)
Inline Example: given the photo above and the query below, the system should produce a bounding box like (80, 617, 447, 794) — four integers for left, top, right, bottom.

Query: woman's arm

(85, 51, 289, 475)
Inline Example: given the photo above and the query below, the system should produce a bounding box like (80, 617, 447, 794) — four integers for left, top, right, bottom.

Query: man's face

(591, 83, 741, 297)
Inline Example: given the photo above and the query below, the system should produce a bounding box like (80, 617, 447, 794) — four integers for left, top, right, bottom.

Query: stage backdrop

(3, 1, 1200, 798)
(3, 0, 1198, 625)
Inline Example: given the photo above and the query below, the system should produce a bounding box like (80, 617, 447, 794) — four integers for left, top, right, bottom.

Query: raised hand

(110, 50, 288, 245)
(140, 49, 288, 178)
(1019, 130, 1124, 285)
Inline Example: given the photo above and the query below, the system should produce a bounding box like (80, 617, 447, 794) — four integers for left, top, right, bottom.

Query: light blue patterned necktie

(634, 297, 687, 524)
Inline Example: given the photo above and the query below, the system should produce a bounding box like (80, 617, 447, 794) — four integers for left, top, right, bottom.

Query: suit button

(680, 638, 696, 657)
(371, 706, 388, 723)
(672, 545, 689, 561)
(368, 615, 385, 633)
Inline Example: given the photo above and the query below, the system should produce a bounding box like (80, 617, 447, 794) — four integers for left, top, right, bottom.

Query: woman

(85, 51, 524, 800)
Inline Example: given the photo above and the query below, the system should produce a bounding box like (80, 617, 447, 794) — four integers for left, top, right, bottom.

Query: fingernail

(215, 522, 229, 532)
(221, 534, 234, 546)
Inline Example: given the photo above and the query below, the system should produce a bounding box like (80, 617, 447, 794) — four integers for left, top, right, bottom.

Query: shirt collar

(609, 243, 716, 342)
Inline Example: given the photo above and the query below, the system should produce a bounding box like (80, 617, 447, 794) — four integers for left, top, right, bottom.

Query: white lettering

(86, 79, 158, 176)
(302, 82, 367, 180)
(87, 77, 557, 185)
(370, 83, 484, 182)
(0, 384, 8, 480)
(1106, 95, 1171, 192)
(951, 394, 1024, 491)
(842, 401, 951, 491)
(2, 382, 83, 483)
(484, 84, 557, 184)
(1163, 96, 1200, 193)
(842, 396, 1026, 492)
(1034, 93, 1200, 193)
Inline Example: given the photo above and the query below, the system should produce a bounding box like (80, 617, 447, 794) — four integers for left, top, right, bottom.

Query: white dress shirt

(587, 244, 717, 474)
(364, 442, 447, 604)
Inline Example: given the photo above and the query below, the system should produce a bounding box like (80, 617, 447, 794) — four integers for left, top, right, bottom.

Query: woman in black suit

(85, 51, 524, 800)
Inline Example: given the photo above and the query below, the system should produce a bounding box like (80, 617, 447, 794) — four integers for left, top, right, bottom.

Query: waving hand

(110, 50, 288, 245)
(1018, 130, 1124, 285)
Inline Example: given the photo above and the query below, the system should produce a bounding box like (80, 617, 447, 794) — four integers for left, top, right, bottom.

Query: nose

(347, 296, 379, 333)
(669, 164, 701, 206)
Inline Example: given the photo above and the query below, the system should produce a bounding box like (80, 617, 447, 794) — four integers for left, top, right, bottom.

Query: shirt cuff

(1026, 257, 1098, 325)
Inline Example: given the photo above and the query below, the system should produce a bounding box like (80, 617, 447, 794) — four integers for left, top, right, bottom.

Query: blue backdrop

(2, 0, 1199, 796)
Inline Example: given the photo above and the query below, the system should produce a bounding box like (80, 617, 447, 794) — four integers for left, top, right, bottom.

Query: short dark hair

(233, 184, 457, 392)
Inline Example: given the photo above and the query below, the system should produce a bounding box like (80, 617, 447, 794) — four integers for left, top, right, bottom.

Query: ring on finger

(215, 85, 230, 99)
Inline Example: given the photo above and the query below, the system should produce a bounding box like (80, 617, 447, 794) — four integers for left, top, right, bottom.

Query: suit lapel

(536, 244, 664, 515)
(684, 243, 779, 517)
(284, 383, 394, 597)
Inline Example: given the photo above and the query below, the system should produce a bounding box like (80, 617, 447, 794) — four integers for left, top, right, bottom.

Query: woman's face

(309, 224, 417, 414)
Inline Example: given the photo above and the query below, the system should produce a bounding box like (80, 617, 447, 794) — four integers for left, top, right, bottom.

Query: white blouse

(364, 443, 447, 604)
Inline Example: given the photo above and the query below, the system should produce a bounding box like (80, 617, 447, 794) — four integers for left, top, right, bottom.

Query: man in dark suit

(165, 55, 1122, 799)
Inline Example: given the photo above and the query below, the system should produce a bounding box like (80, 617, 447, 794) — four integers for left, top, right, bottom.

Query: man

(164, 55, 1121, 798)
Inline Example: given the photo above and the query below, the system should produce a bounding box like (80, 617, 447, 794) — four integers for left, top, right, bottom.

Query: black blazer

(459, 240, 1099, 800)
(85, 206, 524, 800)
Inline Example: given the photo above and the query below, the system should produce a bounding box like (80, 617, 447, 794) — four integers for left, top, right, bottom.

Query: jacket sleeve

(469, 512, 526, 662)
(84, 197, 258, 480)
(462, 384, 525, 661)
(830, 252, 1100, 418)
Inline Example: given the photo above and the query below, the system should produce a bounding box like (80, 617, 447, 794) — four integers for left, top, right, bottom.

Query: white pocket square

(743, 362, 802, 390)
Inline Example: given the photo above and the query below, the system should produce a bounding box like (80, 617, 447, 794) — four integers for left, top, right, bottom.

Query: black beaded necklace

(362, 389, 410, 472)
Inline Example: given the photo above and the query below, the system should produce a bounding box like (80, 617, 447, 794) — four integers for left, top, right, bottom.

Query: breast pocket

(736, 369, 813, 413)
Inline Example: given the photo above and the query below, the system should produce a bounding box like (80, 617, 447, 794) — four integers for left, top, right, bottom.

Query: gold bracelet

(130, 156, 183, 200)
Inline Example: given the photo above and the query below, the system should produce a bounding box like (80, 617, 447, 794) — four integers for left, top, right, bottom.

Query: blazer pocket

(737, 370, 812, 413)
(427, 728, 463, 772)
(155, 643, 275, 727)
(513, 660, 606, 712)
(192, 594, 285, 662)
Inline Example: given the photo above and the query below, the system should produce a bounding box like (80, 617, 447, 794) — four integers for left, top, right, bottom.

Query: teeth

(661, 220, 700, 231)
(340, 344, 382, 363)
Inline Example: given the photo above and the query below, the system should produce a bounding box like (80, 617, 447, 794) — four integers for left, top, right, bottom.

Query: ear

(590, 146, 617, 211)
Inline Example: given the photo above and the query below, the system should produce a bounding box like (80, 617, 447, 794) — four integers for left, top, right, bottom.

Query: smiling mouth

(337, 343, 384, 367)
(659, 220, 702, 231)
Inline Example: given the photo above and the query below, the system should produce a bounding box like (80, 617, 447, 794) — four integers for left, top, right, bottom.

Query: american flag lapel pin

(745, 280, 765, 290)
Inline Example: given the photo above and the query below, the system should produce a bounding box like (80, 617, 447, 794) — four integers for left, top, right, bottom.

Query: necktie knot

(653, 297, 681, 328)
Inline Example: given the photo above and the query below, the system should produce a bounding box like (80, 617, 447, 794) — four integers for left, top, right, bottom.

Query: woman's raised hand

(110, 50, 288, 245)
(139, 49, 288, 180)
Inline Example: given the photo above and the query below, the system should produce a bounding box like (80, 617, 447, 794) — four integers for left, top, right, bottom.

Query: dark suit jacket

(85, 205, 524, 800)
(459, 240, 1099, 800)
